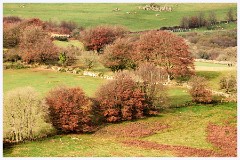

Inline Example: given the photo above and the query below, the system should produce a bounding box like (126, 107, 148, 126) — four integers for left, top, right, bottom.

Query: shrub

(188, 16, 199, 28)
(96, 72, 152, 123)
(80, 25, 128, 52)
(58, 46, 78, 66)
(189, 76, 212, 103)
(19, 26, 59, 64)
(102, 37, 137, 71)
(3, 87, 53, 143)
(46, 86, 94, 133)
(219, 75, 237, 93)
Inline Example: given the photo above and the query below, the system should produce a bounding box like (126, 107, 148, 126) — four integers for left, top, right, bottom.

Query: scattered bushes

(96, 72, 154, 123)
(3, 87, 53, 143)
(189, 76, 212, 103)
(46, 86, 94, 133)
(80, 25, 128, 52)
(186, 30, 237, 61)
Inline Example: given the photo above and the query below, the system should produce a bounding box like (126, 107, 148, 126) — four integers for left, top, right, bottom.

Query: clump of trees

(96, 72, 155, 122)
(185, 30, 237, 61)
(80, 25, 128, 52)
(180, 9, 236, 29)
(19, 26, 59, 64)
(3, 87, 53, 143)
(189, 76, 212, 103)
(46, 87, 95, 133)
(44, 19, 79, 34)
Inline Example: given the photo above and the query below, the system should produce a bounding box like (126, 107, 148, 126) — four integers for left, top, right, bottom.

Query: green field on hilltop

(3, 3, 237, 31)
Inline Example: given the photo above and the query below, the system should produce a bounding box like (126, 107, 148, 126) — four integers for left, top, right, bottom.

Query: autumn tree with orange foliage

(134, 30, 195, 81)
(80, 25, 128, 52)
(46, 87, 94, 133)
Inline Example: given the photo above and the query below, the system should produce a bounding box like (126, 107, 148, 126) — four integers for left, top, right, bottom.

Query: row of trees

(4, 69, 213, 143)
(180, 9, 236, 29)
(78, 25, 196, 81)
(102, 30, 195, 81)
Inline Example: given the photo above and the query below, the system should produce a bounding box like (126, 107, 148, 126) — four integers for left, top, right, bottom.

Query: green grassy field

(4, 102, 236, 157)
(3, 3, 237, 31)
(3, 69, 106, 97)
(53, 40, 84, 49)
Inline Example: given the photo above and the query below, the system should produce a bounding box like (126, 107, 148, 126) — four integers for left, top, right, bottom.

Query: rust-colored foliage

(19, 26, 59, 64)
(46, 87, 94, 133)
(43, 20, 78, 34)
(102, 36, 137, 71)
(3, 16, 22, 24)
(94, 121, 168, 138)
(3, 18, 44, 48)
(80, 25, 128, 52)
(95, 72, 151, 123)
(207, 123, 237, 157)
(189, 76, 212, 103)
(134, 30, 195, 80)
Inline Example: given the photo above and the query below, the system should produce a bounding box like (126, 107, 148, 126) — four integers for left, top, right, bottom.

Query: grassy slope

(4, 102, 236, 157)
(3, 3, 237, 31)
(53, 40, 84, 49)
(194, 62, 237, 91)
(3, 69, 106, 97)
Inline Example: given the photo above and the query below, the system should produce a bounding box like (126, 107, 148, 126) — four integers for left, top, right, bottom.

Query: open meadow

(3, 3, 237, 158)
(3, 3, 237, 31)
